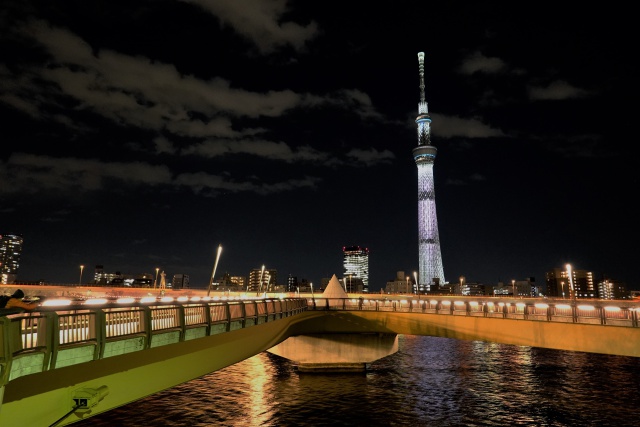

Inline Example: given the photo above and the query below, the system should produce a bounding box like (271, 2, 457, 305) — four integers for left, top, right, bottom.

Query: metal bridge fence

(0, 297, 308, 386)
(306, 297, 639, 327)
(2, 295, 638, 388)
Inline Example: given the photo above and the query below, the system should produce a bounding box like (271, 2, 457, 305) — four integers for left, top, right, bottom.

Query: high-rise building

(412, 52, 445, 291)
(545, 266, 595, 299)
(248, 267, 277, 293)
(0, 233, 24, 284)
(342, 246, 369, 292)
(172, 274, 189, 289)
(287, 274, 298, 293)
(597, 278, 627, 300)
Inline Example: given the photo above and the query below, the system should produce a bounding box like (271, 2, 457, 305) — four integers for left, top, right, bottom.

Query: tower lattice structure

(412, 52, 445, 291)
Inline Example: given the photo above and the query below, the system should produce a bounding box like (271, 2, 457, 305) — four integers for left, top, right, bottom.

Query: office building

(343, 246, 369, 292)
(0, 233, 24, 284)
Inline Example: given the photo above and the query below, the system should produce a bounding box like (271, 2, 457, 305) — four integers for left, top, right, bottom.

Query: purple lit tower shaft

(412, 52, 445, 291)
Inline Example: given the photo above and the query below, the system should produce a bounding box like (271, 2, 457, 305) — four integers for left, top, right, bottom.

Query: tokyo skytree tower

(412, 52, 445, 291)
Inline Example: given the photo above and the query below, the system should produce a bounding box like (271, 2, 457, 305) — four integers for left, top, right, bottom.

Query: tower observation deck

(412, 52, 445, 291)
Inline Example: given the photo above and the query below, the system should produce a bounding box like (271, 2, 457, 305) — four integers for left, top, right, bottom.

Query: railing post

(96, 309, 106, 359)
(47, 312, 60, 369)
(143, 306, 152, 349)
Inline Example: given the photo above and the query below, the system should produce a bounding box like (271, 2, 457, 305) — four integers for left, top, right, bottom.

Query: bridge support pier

(267, 333, 398, 372)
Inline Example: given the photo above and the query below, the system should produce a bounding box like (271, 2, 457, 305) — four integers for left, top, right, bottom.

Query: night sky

(1, 1, 637, 291)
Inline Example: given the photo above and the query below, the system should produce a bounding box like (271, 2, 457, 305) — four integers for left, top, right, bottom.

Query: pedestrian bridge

(1, 293, 639, 426)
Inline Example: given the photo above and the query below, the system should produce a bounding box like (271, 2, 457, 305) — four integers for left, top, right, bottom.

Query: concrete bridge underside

(2, 310, 639, 426)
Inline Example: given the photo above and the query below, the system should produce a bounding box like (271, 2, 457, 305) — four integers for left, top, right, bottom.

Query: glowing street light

(154, 267, 159, 289)
(413, 271, 419, 299)
(79, 265, 84, 286)
(207, 244, 223, 297)
(512, 279, 516, 297)
(258, 264, 265, 296)
(566, 263, 575, 301)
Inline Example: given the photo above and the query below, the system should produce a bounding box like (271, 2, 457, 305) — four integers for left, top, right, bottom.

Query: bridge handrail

(2, 295, 638, 388)
(306, 296, 640, 327)
(0, 296, 308, 387)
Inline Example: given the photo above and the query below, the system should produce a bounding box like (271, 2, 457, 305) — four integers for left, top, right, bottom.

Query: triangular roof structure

(322, 274, 348, 298)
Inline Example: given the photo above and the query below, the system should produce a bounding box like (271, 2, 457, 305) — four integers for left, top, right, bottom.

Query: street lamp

(258, 264, 265, 296)
(566, 263, 575, 301)
(459, 276, 464, 295)
(413, 271, 419, 299)
(154, 267, 159, 289)
(406, 276, 410, 294)
(560, 280, 566, 299)
(310, 282, 314, 299)
(512, 279, 516, 297)
(79, 265, 84, 286)
(207, 244, 223, 297)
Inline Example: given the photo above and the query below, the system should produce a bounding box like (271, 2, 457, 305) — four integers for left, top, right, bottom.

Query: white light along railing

(307, 297, 639, 327)
(0, 296, 308, 385)
(2, 296, 638, 387)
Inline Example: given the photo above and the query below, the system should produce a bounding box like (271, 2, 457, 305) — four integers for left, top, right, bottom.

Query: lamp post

(258, 264, 265, 296)
(560, 280, 565, 299)
(512, 279, 516, 297)
(566, 263, 575, 301)
(413, 271, 419, 299)
(310, 282, 314, 299)
(459, 276, 464, 295)
(79, 265, 84, 286)
(207, 244, 223, 297)
(154, 267, 159, 289)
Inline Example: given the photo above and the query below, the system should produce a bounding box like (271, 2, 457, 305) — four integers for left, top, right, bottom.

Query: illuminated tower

(412, 52, 445, 291)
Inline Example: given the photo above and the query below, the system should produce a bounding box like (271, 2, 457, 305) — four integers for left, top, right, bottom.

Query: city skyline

(1, 2, 636, 291)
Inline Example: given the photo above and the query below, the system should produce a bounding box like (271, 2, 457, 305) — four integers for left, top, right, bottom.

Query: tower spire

(416, 52, 431, 146)
(417, 52, 428, 116)
(418, 52, 426, 104)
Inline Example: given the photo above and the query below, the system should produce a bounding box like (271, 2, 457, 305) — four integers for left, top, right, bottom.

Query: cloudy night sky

(1, 1, 637, 291)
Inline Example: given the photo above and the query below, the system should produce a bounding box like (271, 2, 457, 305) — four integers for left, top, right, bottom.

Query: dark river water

(74, 335, 640, 426)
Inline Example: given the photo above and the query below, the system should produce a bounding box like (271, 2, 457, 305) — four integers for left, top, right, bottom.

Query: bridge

(1, 290, 639, 427)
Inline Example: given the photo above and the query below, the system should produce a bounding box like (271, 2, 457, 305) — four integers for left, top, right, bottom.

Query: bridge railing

(306, 297, 639, 327)
(3, 295, 637, 388)
(0, 296, 308, 387)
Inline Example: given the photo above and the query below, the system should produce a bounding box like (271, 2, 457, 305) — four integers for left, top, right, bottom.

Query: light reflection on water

(76, 335, 640, 426)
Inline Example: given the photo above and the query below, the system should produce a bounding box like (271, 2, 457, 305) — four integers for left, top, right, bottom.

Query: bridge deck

(1, 294, 639, 426)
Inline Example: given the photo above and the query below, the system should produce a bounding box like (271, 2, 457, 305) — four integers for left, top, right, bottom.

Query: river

(74, 335, 640, 426)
